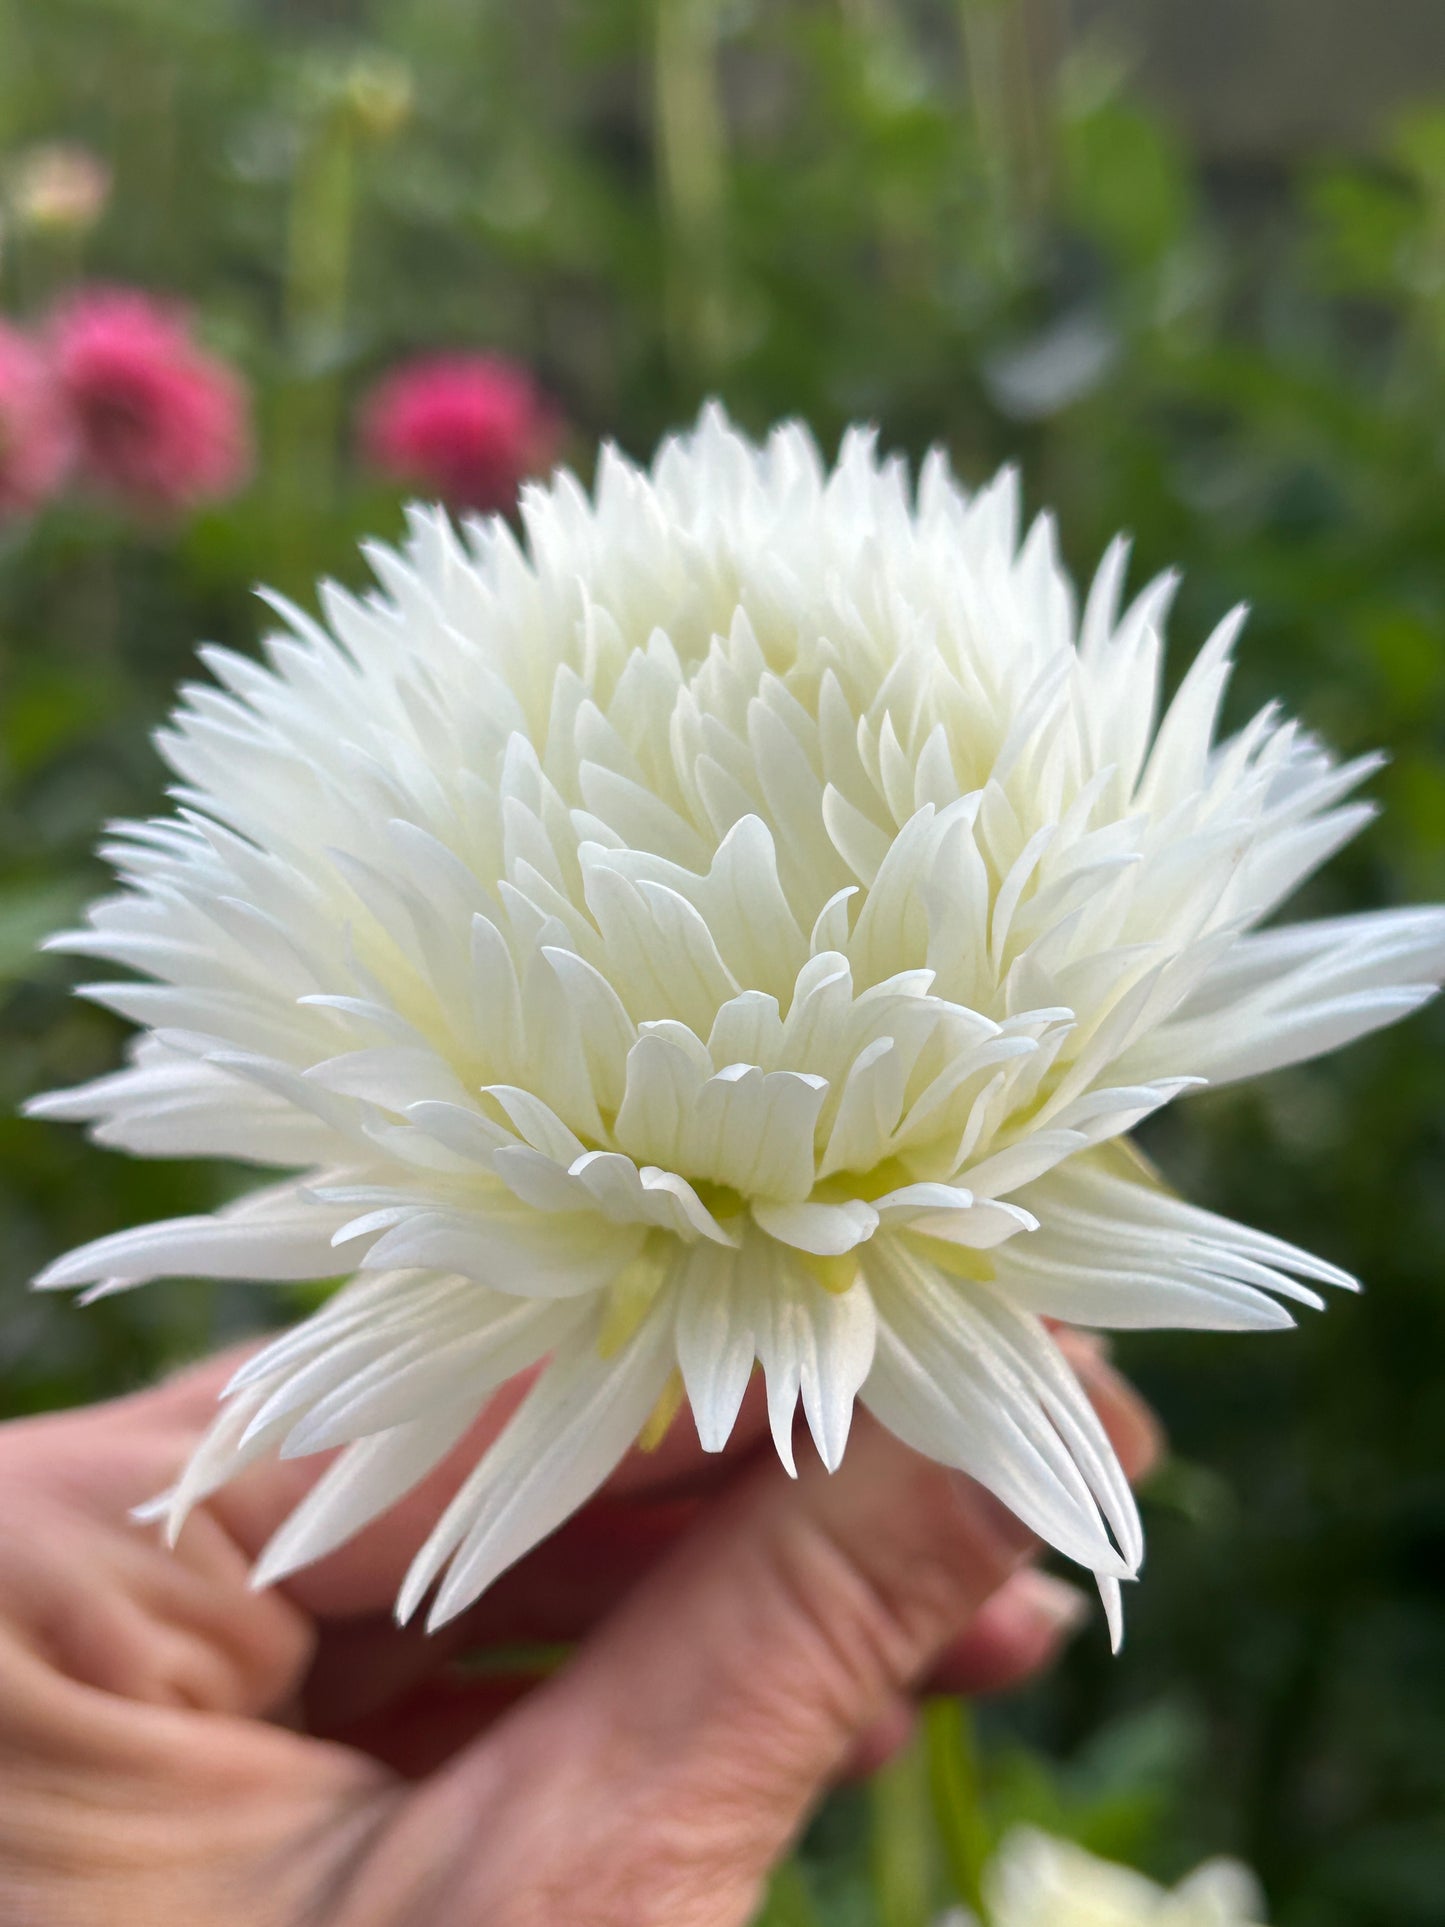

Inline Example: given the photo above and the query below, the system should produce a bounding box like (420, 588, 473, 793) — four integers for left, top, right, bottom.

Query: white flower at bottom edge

(942, 1825, 1267, 1927)
(28, 406, 1445, 1638)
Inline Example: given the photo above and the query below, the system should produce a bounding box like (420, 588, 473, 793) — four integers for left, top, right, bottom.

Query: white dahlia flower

(30, 407, 1445, 1638)
(952, 1826, 1267, 1926)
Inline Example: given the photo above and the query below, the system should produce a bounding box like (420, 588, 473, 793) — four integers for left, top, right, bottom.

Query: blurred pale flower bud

(967, 1827, 1269, 1926)
(9, 143, 111, 236)
(343, 55, 414, 142)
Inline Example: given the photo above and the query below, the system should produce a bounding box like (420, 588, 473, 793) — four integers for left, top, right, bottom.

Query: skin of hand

(0, 1333, 1159, 1927)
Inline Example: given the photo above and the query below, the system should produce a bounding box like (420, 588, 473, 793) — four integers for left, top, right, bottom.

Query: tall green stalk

(275, 86, 358, 551)
(871, 1729, 937, 1927)
(958, 0, 1061, 268)
(925, 1698, 992, 1921)
(653, 0, 731, 385)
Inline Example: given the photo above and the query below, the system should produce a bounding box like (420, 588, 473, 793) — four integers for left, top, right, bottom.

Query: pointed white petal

(795, 1274, 877, 1472)
(160, 1386, 294, 1546)
(862, 1239, 1134, 1578)
(33, 1180, 354, 1291)
(279, 1294, 588, 1454)
(674, 1243, 759, 1452)
(398, 1299, 677, 1630)
(1001, 1150, 1356, 1331)
(1133, 985, 1436, 1086)
(1098, 1573, 1125, 1654)
(251, 1405, 476, 1590)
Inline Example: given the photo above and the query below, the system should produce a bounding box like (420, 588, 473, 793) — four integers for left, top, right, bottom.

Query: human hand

(0, 1335, 1158, 1927)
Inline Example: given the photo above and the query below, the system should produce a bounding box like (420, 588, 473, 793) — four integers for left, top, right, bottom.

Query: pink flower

(0, 323, 71, 520)
(51, 288, 251, 512)
(359, 354, 561, 513)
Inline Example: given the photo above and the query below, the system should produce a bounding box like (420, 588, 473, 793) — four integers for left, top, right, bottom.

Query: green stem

(275, 97, 358, 545)
(871, 1730, 936, 1927)
(957, 0, 1058, 264)
(653, 0, 731, 384)
(924, 1698, 992, 1921)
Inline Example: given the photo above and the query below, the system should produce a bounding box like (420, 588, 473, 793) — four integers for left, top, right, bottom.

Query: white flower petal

(795, 1273, 878, 1472)
(34, 1178, 355, 1293)
(1000, 1150, 1355, 1330)
(159, 1386, 295, 1546)
(751, 1197, 879, 1256)
(1133, 983, 1437, 1087)
(359, 1200, 646, 1297)
(674, 1242, 760, 1452)
(879, 1184, 1037, 1249)
(279, 1294, 588, 1455)
(398, 1299, 677, 1630)
(24, 1040, 342, 1164)
(251, 1408, 476, 1591)
(862, 1238, 1135, 1578)
(305, 1046, 475, 1111)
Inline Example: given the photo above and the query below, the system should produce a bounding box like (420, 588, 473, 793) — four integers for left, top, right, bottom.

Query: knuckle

(746, 1474, 988, 1743)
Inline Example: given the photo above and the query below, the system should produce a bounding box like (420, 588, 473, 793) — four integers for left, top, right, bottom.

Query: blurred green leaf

(753, 1860, 824, 1927)
(1061, 97, 1192, 267)
(0, 877, 88, 983)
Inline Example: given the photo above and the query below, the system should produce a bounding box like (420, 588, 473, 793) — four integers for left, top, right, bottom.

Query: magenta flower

(359, 353, 561, 513)
(51, 288, 251, 512)
(0, 323, 71, 521)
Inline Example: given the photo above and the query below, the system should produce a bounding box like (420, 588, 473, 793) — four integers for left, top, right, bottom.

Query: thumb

(366, 1414, 1052, 1927)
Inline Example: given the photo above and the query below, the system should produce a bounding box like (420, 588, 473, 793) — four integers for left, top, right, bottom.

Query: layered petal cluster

(52, 288, 252, 510)
(359, 353, 562, 514)
(967, 1827, 1268, 1927)
(31, 408, 1445, 1637)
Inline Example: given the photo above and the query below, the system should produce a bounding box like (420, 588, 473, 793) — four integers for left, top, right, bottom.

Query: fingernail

(1017, 1569, 1090, 1636)
(1058, 1326, 1114, 1364)
(1072, 1348, 1165, 1482)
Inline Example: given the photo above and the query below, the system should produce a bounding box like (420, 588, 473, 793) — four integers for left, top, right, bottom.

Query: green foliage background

(1, 3, 1442, 1922)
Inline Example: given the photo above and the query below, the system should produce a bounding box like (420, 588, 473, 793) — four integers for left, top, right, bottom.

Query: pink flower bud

(51, 287, 251, 512)
(359, 353, 562, 513)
